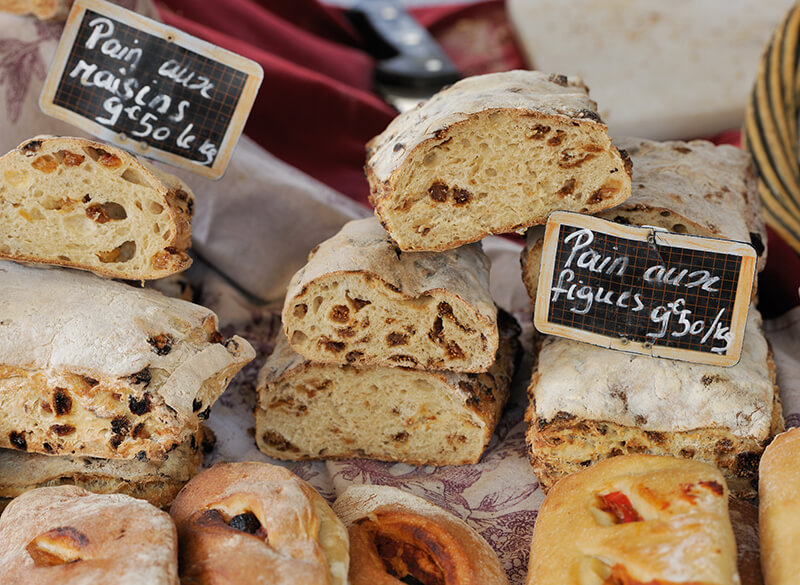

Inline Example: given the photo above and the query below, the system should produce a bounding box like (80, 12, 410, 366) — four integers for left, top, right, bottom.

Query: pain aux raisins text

(550, 228, 732, 353)
(66, 16, 218, 165)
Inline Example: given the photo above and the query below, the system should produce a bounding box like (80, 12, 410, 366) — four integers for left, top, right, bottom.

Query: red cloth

(155, 0, 799, 314)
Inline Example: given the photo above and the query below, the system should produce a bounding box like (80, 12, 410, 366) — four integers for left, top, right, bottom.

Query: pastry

(0, 427, 213, 509)
(0, 0, 72, 19)
(758, 427, 800, 585)
(283, 217, 498, 372)
(366, 70, 632, 251)
(333, 484, 509, 585)
(522, 137, 767, 309)
(257, 311, 519, 466)
(0, 261, 255, 460)
(525, 306, 782, 497)
(0, 136, 194, 279)
(526, 454, 740, 585)
(170, 461, 349, 585)
(0, 485, 178, 584)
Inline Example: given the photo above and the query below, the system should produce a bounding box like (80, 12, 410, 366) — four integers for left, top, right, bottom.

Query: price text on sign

(40, 0, 263, 179)
(534, 212, 757, 367)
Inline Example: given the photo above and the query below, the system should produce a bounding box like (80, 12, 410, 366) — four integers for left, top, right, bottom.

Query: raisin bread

(0, 261, 255, 460)
(333, 485, 509, 585)
(525, 307, 783, 497)
(0, 485, 178, 584)
(522, 138, 768, 308)
(283, 217, 498, 372)
(527, 454, 740, 585)
(366, 70, 632, 251)
(257, 311, 519, 465)
(0, 136, 194, 279)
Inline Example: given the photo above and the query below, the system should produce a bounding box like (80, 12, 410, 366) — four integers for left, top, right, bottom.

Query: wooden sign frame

(534, 211, 757, 367)
(40, 0, 263, 179)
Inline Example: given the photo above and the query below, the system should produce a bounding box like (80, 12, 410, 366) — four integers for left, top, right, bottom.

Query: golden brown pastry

(170, 462, 349, 585)
(333, 484, 509, 585)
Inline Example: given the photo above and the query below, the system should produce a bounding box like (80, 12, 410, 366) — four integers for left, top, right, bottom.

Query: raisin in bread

(527, 455, 740, 585)
(283, 217, 498, 372)
(526, 306, 783, 498)
(0, 261, 255, 460)
(256, 312, 519, 465)
(0, 136, 193, 279)
(522, 138, 768, 309)
(366, 70, 632, 251)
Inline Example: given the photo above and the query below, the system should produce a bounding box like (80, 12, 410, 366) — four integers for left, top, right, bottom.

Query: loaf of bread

(0, 426, 212, 509)
(526, 306, 782, 497)
(527, 454, 740, 585)
(0, 136, 194, 279)
(170, 462, 349, 585)
(258, 310, 519, 465)
(0, 261, 255, 460)
(333, 485, 509, 585)
(283, 217, 498, 372)
(366, 70, 632, 251)
(0, 0, 72, 19)
(0, 485, 178, 584)
(522, 137, 767, 307)
(759, 427, 800, 585)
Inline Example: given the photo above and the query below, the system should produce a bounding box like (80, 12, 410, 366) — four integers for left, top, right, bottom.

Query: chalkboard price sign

(40, 0, 263, 179)
(534, 212, 757, 367)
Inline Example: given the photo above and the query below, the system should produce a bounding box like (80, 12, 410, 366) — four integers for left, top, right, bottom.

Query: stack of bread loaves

(521, 138, 782, 497)
(256, 70, 634, 466)
(0, 136, 255, 508)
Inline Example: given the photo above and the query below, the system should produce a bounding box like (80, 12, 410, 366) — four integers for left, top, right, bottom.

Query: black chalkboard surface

(40, 0, 262, 179)
(534, 212, 757, 367)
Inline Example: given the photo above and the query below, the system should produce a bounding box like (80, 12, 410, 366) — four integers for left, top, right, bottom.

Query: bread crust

(0, 485, 179, 584)
(0, 261, 255, 460)
(257, 311, 519, 465)
(527, 454, 741, 585)
(525, 307, 783, 498)
(333, 484, 509, 585)
(169, 462, 349, 585)
(0, 136, 194, 279)
(366, 70, 632, 251)
(758, 427, 800, 585)
(283, 217, 498, 372)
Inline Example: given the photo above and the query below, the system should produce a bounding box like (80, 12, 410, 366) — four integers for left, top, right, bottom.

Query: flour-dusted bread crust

(170, 462, 349, 585)
(257, 312, 519, 465)
(0, 262, 255, 460)
(758, 427, 800, 585)
(366, 70, 632, 251)
(283, 217, 498, 372)
(522, 138, 768, 308)
(527, 455, 740, 585)
(0, 485, 178, 585)
(0, 0, 72, 19)
(525, 307, 783, 497)
(333, 485, 509, 585)
(0, 427, 212, 509)
(0, 136, 194, 279)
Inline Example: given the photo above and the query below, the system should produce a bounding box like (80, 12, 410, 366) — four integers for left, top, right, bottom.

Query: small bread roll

(170, 462, 349, 585)
(0, 136, 194, 279)
(527, 454, 740, 585)
(0, 485, 178, 584)
(366, 70, 632, 251)
(759, 427, 800, 585)
(333, 484, 509, 585)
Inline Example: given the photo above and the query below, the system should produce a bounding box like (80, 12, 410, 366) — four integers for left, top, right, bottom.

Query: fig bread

(0, 136, 194, 279)
(522, 137, 768, 308)
(256, 311, 519, 466)
(0, 261, 255, 461)
(283, 217, 498, 373)
(526, 307, 783, 497)
(366, 70, 632, 251)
